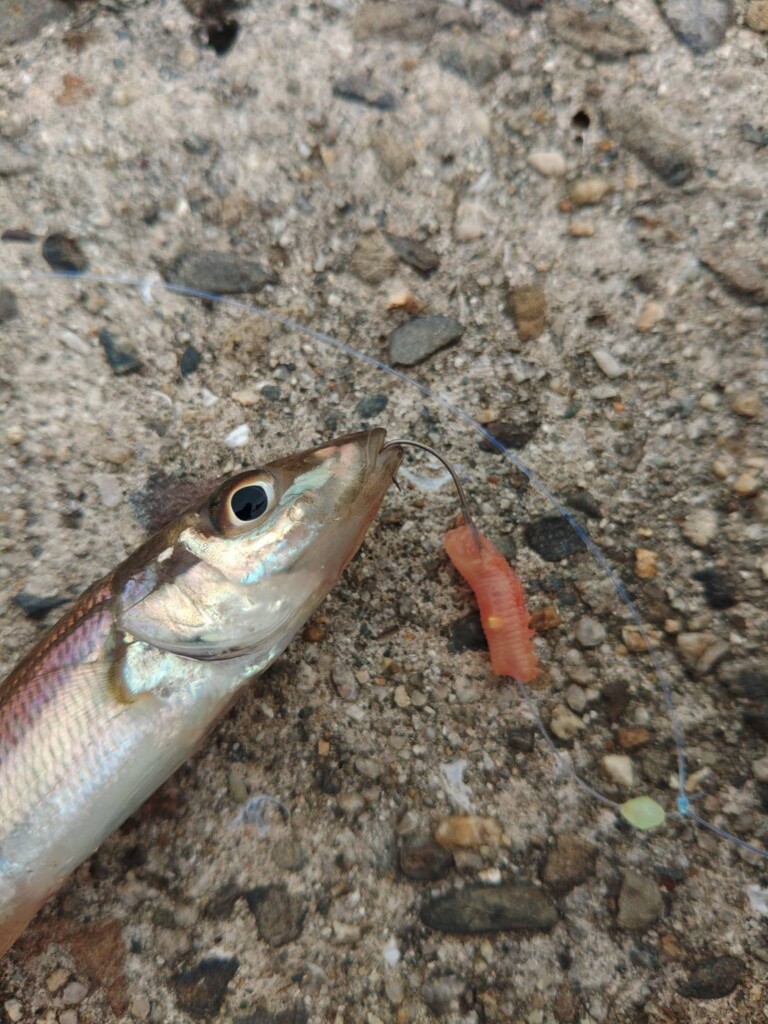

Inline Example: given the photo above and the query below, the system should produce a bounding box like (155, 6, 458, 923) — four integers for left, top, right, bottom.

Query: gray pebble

(574, 617, 606, 648)
(352, 1, 471, 42)
(449, 611, 487, 653)
(524, 516, 586, 561)
(550, 5, 648, 57)
(0, 140, 37, 176)
(246, 885, 306, 947)
(331, 663, 360, 701)
(356, 394, 388, 419)
(617, 870, 663, 930)
(169, 251, 276, 294)
(438, 34, 509, 86)
(678, 955, 745, 999)
(421, 882, 557, 933)
(421, 975, 466, 1016)
(204, 882, 243, 920)
(332, 74, 396, 110)
(0, 0, 69, 45)
(99, 328, 143, 376)
(700, 249, 768, 305)
(349, 232, 399, 283)
(271, 837, 306, 873)
(0, 285, 18, 322)
(399, 838, 453, 881)
(388, 315, 464, 366)
(369, 128, 415, 182)
(602, 102, 695, 186)
(384, 232, 440, 275)
(655, 0, 732, 53)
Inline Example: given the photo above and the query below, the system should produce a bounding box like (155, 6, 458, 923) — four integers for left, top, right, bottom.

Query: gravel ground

(1, 1, 767, 1022)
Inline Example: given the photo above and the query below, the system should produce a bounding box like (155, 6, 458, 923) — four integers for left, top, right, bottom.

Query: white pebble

(550, 704, 585, 741)
(591, 348, 625, 379)
(453, 200, 491, 241)
(575, 616, 606, 648)
(682, 508, 718, 548)
(225, 423, 251, 448)
(565, 684, 587, 714)
(92, 472, 122, 509)
(752, 756, 768, 784)
(602, 754, 634, 788)
(528, 150, 566, 177)
(382, 936, 401, 967)
(62, 981, 88, 1005)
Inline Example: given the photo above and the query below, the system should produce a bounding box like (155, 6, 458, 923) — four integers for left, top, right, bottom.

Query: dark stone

(13, 592, 69, 620)
(234, 1003, 308, 1024)
(506, 726, 536, 753)
(42, 232, 88, 273)
(525, 516, 586, 561)
(0, 285, 18, 322)
(602, 103, 695, 187)
(246, 885, 306, 947)
(564, 488, 602, 520)
(388, 315, 464, 367)
(2, 228, 38, 242)
(692, 568, 738, 610)
(171, 957, 239, 1020)
(744, 710, 768, 740)
(494, 0, 543, 12)
(541, 835, 597, 895)
(332, 75, 396, 110)
(654, 0, 731, 53)
(601, 679, 630, 722)
(355, 394, 389, 418)
(421, 883, 557, 933)
(479, 419, 538, 453)
(261, 385, 281, 402)
(678, 956, 745, 1000)
(449, 611, 487, 653)
(180, 345, 202, 377)
(399, 838, 453, 881)
(352, 1, 472, 43)
(204, 882, 243, 920)
(168, 250, 277, 295)
(741, 123, 768, 147)
(550, 5, 648, 57)
(384, 232, 440, 275)
(699, 250, 768, 306)
(728, 665, 768, 702)
(99, 328, 143, 376)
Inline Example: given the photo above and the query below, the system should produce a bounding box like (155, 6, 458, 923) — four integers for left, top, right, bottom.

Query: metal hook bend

(382, 439, 482, 549)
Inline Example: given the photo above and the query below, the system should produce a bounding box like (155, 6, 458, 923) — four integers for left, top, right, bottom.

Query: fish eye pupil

(231, 484, 269, 522)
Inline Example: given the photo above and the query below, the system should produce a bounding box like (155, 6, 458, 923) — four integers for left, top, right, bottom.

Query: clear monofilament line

(2, 265, 765, 859)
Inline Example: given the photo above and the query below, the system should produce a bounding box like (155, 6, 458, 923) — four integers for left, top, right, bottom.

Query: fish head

(115, 429, 402, 660)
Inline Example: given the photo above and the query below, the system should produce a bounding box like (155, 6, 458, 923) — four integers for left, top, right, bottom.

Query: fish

(0, 428, 402, 958)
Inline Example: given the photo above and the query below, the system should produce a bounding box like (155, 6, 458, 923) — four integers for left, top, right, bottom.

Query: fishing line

(2, 264, 765, 860)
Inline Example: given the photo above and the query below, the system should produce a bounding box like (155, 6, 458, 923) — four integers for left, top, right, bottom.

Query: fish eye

(210, 473, 276, 535)
(231, 484, 270, 522)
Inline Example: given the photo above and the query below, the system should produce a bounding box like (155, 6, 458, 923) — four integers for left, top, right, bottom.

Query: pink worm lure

(444, 524, 540, 684)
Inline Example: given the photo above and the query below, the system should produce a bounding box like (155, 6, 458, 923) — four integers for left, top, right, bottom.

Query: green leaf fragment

(620, 796, 666, 831)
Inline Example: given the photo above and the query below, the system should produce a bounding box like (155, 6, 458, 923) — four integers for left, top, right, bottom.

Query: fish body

(0, 429, 401, 957)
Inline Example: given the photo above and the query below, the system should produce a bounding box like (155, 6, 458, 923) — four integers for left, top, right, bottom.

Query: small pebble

(171, 958, 239, 1019)
(5, 425, 24, 445)
(454, 200, 491, 241)
(550, 705, 585, 741)
(130, 995, 151, 1020)
(525, 516, 586, 561)
(575, 617, 606, 648)
(384, 232, 440, 275)
(637, 300, 664, 332)
(439, 34, 509, 86)
(732, 473, 760, 497)
(3, 1002, 22, 1023)
(679, 956, 745, 1000)
(388, 315, 464, 367)
(179, 345, 201, 377)
(393, 684, 411, 708)
(399, 838, 453, 881)
(569, 219, 595, 237)
(169, 250, 276, 294)
(507, 282, 546, 341)
(332, 663, 360, 702)
(421, 883, 557, 933)
(541, 834, 597, 894)
(616, 727, 651, 751)
(731, 391, 761, 418)
(99, 328, 143, 376)
(656, 0, 731, 52)
(61, 982, 88, 1005)
(0, 139, 38, 176)
(617, 870, 663, 930)
(570, 177, 610, 206)
(42, 233, 88, 273)
(349, 232, 399, 283)
(751, 756, 768, 784)
(246, 885, 306, 946)
(550, 5, 647, 56)
(47, 968, 69, 993)
(60, 1012, 78, 1024)
(434, 815, 502, 849)
(682, 508, 718, 548)
(332, 74, 396, 110)
(635, 548, 658, 579)
(602, 754, 634, 787)
(356, 394, 388, 419)
(603, 102, 694, 186)
(528, 150, 566, 177)
(225, 424, 251, 448)
(565, 684, 587, 713)
(745, 0, 768, 31)
(692, 568, 738, 610)
(591, 348, 624, 378)
(93, 473, 122, 509)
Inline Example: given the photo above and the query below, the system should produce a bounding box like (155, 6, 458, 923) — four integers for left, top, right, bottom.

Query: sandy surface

(1, 1, 767, 1021)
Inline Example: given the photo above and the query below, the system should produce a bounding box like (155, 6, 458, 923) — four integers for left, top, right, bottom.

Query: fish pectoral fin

(108, 636, 179, 703)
